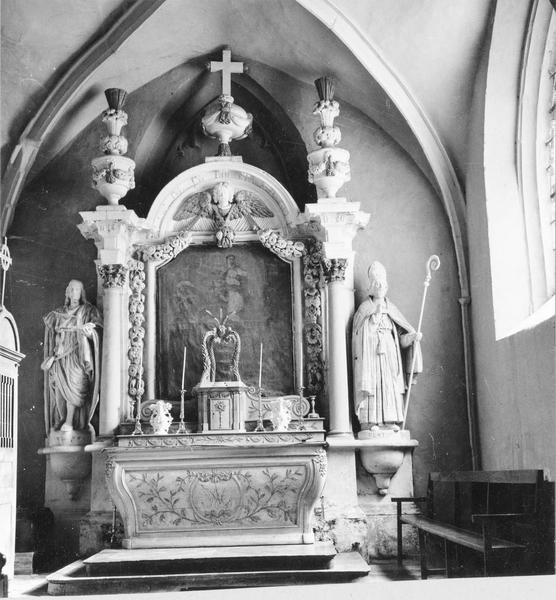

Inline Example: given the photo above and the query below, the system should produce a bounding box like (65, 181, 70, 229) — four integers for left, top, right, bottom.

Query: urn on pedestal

(91, 88, 136, 206)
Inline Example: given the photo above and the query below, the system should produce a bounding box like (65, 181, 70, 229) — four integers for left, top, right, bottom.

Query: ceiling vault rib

(1, 0, 167, 237)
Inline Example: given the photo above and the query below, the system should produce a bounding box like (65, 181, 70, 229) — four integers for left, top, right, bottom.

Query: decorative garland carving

(312, 447, 328, 478)
(128, 258, 145, 414)
(303, 241, 324, 396)
(322, 257, 347, 282)
(258, 229, 306, 261)
(139, 231, 193, 263)
(119, 433, 315, 448)
(97, 263, 128, 288)
(105, 457, 116, 479)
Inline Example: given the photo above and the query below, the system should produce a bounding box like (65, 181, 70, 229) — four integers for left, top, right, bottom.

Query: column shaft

(99, 286, 124, 434)
(327, 280, 352, 436)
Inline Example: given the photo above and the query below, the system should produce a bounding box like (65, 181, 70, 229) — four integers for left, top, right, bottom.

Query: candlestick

(181, 346, 187, 391)
(297, 385, 306, 431)
(258, 342, 263, 389)
(255, 342, 265, 431)
(177, 388, 187, 434)
(132, 345, 143, 435)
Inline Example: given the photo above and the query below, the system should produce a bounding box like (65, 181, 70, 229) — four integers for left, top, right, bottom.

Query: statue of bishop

(352, 262, 422, 431)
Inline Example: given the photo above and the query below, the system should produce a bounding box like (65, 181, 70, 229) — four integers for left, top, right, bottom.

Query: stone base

(46, 546, 369, 595)
(79, 511, 121, 557)
(366, 514, 419, 559)
(356, 443, 420, 559)
(320, 437, 369, 556)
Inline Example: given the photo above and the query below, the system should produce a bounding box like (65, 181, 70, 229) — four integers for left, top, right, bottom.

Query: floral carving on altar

(127, 466, 304, 528)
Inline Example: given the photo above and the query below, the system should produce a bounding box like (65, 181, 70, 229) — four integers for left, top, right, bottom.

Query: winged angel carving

(174, 182, 274, 248)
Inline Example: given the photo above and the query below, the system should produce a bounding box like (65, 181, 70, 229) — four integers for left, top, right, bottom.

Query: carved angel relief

(173, 182, 274, 248)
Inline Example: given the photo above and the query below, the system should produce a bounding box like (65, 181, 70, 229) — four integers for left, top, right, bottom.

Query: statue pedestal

(356, 430, 420, 558)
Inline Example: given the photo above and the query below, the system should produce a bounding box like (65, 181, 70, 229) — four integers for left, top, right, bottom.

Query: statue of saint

(352, 262, 422, 431)
(42, 280, 102, 432)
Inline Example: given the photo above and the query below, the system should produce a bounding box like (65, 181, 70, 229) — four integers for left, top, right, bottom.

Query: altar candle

(181, 347, 187, 390)
(258, 342, 263, 389)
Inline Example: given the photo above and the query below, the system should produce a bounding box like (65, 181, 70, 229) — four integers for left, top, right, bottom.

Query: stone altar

(105, 435, 326, 548)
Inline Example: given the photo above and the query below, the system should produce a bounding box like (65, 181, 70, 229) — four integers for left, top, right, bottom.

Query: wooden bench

(392, 470, 555, 578)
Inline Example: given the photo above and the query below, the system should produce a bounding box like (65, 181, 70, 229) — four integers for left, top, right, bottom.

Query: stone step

(47, 550, 370, 596)
(84, 543, 337, 576)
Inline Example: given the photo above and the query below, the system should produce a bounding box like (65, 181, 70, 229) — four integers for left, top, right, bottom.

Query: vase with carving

(149, 400, 173, 435)
(91, 88, 136, 206)
(201, 94, 252, 156)
(307, 147, 351, 199)
(269, 398, 293, 431)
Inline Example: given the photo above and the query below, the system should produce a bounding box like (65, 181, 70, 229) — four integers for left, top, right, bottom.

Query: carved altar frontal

(105, 436, 327, 548)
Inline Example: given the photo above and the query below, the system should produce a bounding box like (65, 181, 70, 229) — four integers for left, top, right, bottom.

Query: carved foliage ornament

(97, 263, 128, 288)
(127, 466, 302, 528)
(91, 159, 135, 187)
(312, 447, 328, 478)
(322, 258, 347, 283)
(258, 229, 305, 261)
(139, 231, 193, 263)
(303, 241, 324, 395)
(128, 259, 145, 411)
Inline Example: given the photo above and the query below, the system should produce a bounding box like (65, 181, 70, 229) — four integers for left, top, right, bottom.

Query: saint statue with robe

(352, 262, 422, 431)
(42, 280, 102, 432)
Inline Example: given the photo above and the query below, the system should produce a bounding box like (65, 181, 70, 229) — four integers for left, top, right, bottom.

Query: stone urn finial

(201, 49, 252, 157)
(307, 76, 351, 199)
(91, 88, 136, 205)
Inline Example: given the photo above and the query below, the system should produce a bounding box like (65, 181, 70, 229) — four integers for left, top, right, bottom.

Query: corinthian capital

(322, 258, 347, 283)
(97, 264, 128, 288)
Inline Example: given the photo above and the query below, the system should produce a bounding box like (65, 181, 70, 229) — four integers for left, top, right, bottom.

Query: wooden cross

(210, 49, 244, 97)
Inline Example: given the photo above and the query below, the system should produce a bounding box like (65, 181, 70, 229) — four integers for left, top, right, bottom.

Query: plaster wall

(466, 1, 556, 479)
(7, 63, 470, 554)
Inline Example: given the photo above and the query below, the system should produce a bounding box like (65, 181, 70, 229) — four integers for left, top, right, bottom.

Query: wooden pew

(392, 470, 555, 578)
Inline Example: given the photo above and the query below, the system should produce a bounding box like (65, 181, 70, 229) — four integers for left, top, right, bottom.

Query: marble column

(305, 199, 369, 439)
(322, 258, 351, 436)
(78, 206, 146, 436)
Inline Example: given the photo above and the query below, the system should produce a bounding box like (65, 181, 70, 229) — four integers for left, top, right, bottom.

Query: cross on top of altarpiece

(209, 49, 244, 97)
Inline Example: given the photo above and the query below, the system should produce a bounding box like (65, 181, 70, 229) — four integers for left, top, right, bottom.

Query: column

(305, 200, 369, 439)
(322, 258, 351, 436)
(96, 264, 127, 434)
(78, 206, 146, 436)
